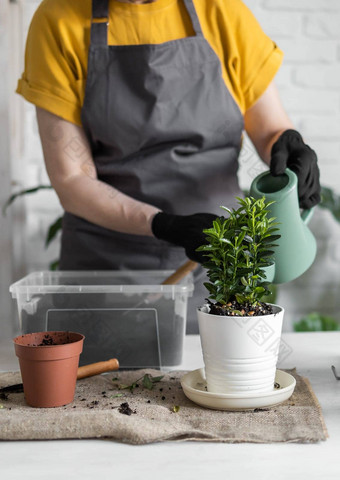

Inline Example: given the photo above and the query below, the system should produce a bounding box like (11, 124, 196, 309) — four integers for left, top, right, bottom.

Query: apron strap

(183, 0, 204, 37)
(90, 0, 109, 46)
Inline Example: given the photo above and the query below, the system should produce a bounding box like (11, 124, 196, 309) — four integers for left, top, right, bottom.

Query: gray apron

(59, 0, 244, 333)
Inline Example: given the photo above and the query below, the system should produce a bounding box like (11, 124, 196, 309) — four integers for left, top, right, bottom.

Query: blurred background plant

(294, 312, 340, 332)
(2, 185, 61, 270)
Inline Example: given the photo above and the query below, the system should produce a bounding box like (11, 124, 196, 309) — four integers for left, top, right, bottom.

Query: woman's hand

(36, 107, 160, 235)
(244, 81, 320, 208)
(270, 129, 321, 208)
(151, 212, 218, 263)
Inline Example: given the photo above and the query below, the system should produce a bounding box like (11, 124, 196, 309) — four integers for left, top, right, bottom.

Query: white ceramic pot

(197, 304, 284, 394)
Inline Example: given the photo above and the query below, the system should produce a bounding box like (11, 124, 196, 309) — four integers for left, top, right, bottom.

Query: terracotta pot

(13, 331, 84, 408)
(197, 304, 284, 394)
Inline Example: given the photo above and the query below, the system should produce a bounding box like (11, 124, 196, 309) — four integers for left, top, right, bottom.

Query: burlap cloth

(0, 368, 328, 444)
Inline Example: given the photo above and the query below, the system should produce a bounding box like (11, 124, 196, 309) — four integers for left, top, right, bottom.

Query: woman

(17, 0, 320, 332)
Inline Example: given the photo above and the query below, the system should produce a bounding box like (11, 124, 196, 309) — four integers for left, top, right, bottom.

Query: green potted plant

(196, 196, 284, 395)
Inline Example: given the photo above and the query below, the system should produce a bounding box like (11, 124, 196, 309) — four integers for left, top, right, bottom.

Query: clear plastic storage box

(9, 270, 194, 368)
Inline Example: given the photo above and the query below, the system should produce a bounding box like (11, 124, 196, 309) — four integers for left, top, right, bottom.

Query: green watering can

(250, 168, 317, 284)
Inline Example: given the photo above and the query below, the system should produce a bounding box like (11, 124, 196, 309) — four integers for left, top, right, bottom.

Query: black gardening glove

(151, 212, 218, 263)
(270, 129, 321, 209)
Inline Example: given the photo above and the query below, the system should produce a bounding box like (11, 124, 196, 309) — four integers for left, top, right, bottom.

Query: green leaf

(2, 185, 52, 216)
(235, 293, 247, 304)
(117, 374, 164, 393)
(267, 227, 280, 233)
(236, 268, 253, 275)
(202, 261, 219, 270)
(215, 293, 227, 303)
(258, 243, 278, 250)
(196, 244, 214, 251)
(118, 383, 134, 391)
(260, 250, 275, 257)
(45, 216, 63, 248)
(254, 287, 265, 294)
(262, 234, 281, 243)
(219, 206, 232, 214)
(142, 374, 154, 390)
(49, 259, 59, 271)
(212, 220, 221, 235)
(220, 238, 232, 245)
(150, 375, 164, 383)
(319, 186, 340, 223)
(236, 230, 246, 247)
(259, 261, 275, 267)
(243, 235, 253, 243)
(142, 374, 164, 390)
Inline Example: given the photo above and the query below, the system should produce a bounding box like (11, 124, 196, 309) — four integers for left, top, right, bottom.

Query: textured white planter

(197, 304, 284, 394)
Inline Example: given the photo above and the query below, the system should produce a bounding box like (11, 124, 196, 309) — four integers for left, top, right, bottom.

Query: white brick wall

(5, 0, 340, 333)
(242, 0, 340, 330)
(262, 0, 340, 11)
(240, 0, 340, 192)
(304, 14, 340, 39)
(10, 0, 63, 276)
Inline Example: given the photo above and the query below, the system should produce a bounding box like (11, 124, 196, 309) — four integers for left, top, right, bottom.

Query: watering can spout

(250, 168, 317, 284)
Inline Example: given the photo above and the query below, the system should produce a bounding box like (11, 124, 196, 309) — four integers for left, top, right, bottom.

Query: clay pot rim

(13, 331, 85, 348)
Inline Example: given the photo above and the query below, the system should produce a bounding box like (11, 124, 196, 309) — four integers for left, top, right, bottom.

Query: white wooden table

(0, 332, 340, 480)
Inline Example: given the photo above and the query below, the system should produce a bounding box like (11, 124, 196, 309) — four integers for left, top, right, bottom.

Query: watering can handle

(301, 207, 314, 225)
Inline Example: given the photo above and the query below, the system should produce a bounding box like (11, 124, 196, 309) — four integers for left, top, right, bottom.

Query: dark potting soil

(33, 333, 73, 346)
(118, 402, 136, 416)
(206, 299, 274, 317)
(38, 335, 56, 346)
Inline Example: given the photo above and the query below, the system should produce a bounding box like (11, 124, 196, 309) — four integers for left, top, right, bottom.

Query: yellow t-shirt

(16, 0, 283, 126)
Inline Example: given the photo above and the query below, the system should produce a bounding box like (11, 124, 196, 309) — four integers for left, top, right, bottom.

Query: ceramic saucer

(181, 368, 296, 411)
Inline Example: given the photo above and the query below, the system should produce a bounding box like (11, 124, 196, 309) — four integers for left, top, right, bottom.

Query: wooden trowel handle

(161, 260, 198, 285)
(77, 358, 119, 379)
(0, 358, 120, 395)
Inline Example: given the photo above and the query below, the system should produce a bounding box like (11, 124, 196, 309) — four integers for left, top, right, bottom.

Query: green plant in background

(294, 312, 340, 332)
(293, 186, 340, 331)
(2, 185, 62, 270)
(197, 196, 280, 311)
(318, 186, 340, 222)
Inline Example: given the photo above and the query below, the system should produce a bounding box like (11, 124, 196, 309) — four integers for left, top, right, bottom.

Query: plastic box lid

(9, 270, 195, 298)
